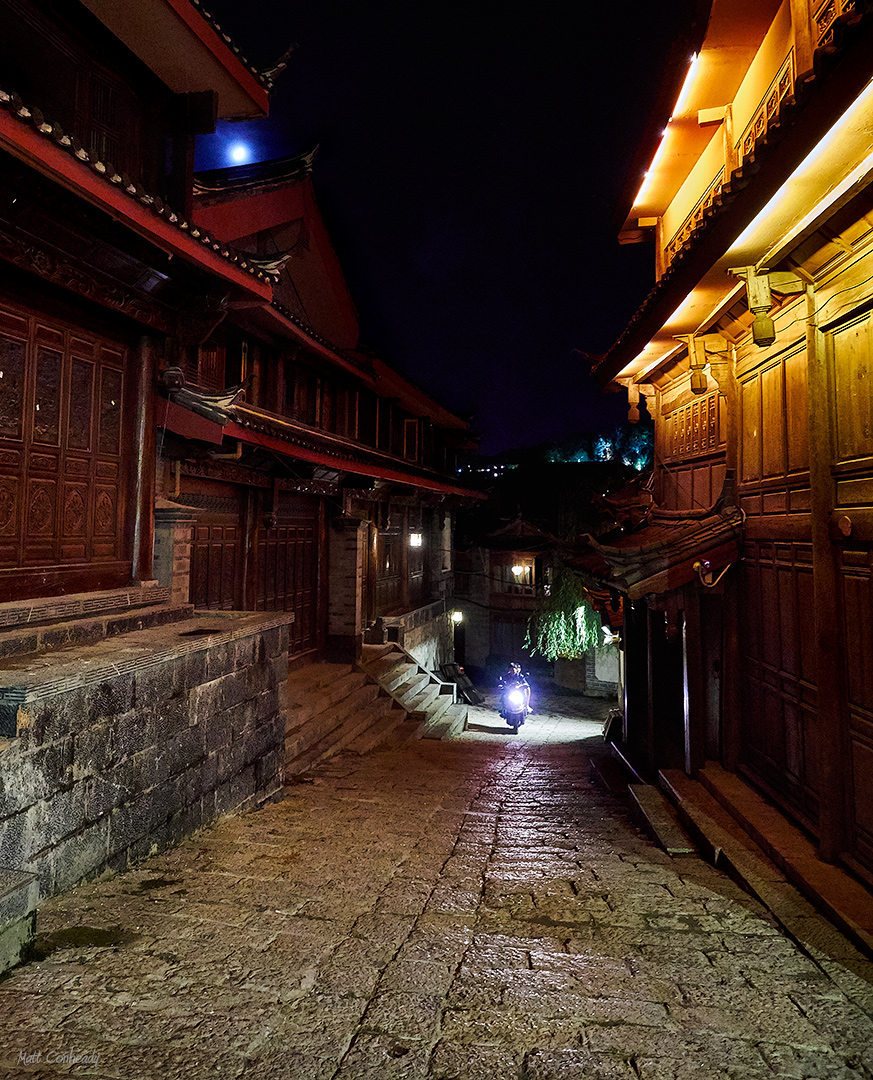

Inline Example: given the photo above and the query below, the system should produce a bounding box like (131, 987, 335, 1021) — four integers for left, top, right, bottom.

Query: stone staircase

(284, 645, 468, 778)
(359, 643, 468, 742)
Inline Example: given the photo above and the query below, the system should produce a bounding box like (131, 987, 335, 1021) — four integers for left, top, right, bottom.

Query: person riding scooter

(497, 663, 531, 731)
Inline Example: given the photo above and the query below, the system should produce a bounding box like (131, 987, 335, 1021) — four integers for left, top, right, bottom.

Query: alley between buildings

(1, 693, 871, 1080)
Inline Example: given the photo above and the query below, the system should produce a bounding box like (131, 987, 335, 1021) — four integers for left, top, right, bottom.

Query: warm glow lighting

(409, 532, 423, 547)
(451, 610, 464, 624)
(731, 74, 873, 268)
(671, 53, 699, 119)
(633, 53, 699, 209)
(511, 564, 524, 577)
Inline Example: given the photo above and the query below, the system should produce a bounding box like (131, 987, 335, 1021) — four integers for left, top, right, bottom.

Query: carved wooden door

(0, 301, 131, 600)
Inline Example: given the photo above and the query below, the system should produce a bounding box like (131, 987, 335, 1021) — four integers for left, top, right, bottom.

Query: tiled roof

(0, 85, 277, 284)
(194, 149, 318, 195)
(188, 0, 275, 89)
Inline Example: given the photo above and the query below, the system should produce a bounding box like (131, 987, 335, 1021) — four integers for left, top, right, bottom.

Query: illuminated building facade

(595, 0, 873, 889)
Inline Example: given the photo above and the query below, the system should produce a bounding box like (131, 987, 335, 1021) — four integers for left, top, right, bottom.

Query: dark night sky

(195, 2, 696, 453)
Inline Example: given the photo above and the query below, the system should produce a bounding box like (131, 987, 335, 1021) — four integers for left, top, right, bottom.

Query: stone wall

(553, 648, 619, 698)
(402, 609, 454, 672)
(0, 615, 290, 899)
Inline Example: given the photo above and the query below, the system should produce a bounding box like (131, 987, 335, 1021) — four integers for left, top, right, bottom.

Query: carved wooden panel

(741, 374, 761, 482)
(785, 348, 809, 472)
(0, 298, 132, 598)
(667, 391, 721, 460)
(0, 333, 26, 440)
(761, 362, 784, 478)
(34, 347, 62, 445)
(739, 345, 809, 496)
(68, 359, 94, 451)
(832, 312, 873, 466)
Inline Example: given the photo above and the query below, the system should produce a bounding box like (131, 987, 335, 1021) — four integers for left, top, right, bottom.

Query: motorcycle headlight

(508, 690, 524, 708)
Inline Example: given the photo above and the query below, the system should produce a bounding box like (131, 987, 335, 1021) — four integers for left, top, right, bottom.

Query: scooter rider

(498, 663, 531, 713)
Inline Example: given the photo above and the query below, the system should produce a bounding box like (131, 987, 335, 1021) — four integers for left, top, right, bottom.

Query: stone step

(0, 584, 171, 632)
(286, 666, 359, 707)
(0, 602, 194, 663)
(285, 680, 380, 753)
(628, 784, 698, 858)
(346, 700, 407, 755)
(286, 693, 395, 776)
(406, 681, 443, 717)
(421, 701, 468, 740)
(378, 712, 428, 751)
(366, 655, 417, 692)
(393, 671, 433, 702)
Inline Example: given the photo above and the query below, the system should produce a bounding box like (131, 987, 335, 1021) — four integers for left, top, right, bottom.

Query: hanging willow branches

(524, 567, 603, 661)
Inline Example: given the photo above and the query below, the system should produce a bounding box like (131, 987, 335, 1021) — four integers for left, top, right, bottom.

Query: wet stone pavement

(2, 686, 872, 1079)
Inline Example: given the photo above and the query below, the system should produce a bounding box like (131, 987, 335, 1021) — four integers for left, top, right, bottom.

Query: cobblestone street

(1, 689, 872, 1080)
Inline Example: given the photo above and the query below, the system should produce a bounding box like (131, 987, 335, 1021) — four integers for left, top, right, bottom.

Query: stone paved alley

(1, 689, 872, 1080)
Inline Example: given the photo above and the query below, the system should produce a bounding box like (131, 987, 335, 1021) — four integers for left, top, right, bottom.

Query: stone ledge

(0, 611, 293, 724)
(0, 585, 170, 631)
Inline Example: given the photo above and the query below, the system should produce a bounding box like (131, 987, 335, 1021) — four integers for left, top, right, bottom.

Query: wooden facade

(0, 0, 478, 667)
(596, 0, 873, 888)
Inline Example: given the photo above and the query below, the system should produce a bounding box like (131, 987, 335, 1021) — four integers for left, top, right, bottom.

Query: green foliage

(525, 567, 604, 661)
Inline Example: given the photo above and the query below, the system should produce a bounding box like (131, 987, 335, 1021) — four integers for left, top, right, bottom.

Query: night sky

(195, 2, 699, 453)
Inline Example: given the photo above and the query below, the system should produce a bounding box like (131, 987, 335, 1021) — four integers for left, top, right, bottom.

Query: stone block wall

(553, 647, 619, 698)
(0, 617, 290, 898)
(396, 608, 454, 672)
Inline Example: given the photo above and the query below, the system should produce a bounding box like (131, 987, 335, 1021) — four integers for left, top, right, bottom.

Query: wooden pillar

(805, 287, 847, 861)
(790, 0, 816, 80)
(710, 350, 741, 770)
(683, 586, 706, 775)
(131, 334, 156, 584)
(622, 599, 651, 774)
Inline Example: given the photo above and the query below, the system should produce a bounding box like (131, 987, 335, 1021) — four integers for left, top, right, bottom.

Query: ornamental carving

(94, 489, 116, 534)
(28, 486, 53, 534)
(0, 226, 174, 334)
(0, 482, 16, 535)
(63, 487, 86, 535)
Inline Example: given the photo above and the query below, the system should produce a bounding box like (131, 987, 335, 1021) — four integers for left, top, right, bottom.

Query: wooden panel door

(255, 514, 318, 658)
(0, 301, 132, 600)
(838, 547, 873, 880)
(191, 512, 242, 610)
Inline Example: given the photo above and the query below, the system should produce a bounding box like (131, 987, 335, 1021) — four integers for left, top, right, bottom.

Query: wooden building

(0, 0, 477, 665)
(594, 0, 873, 890)
(0, 0, 477, 918)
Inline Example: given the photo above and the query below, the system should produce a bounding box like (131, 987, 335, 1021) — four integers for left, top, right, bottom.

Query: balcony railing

(737, 50, 795, 166)
(814, 0, 857, 46)
(665, 169, 725, 265)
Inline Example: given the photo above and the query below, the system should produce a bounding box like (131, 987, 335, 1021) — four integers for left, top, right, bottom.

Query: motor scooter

(497, 666, 530, 733)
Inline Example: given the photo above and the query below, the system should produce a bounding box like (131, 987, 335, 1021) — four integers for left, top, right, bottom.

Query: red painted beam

(221, 421, 484, 499)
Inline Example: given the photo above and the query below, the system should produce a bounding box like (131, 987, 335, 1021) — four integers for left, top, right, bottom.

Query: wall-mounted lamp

(728, 267, 804, 348)
(451, 610, 464, 624)
(409, 532, 423, 547)
(692, 559, 733, 588)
